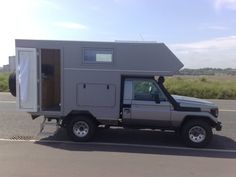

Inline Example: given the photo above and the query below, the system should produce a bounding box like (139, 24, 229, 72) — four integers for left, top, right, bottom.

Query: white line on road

(220, 109, 236, 112)
(0, 138, 236, 153)
(0, 101, 16, 103)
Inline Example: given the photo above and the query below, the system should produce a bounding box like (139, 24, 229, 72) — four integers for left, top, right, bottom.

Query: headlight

(210, 108, 219, 118)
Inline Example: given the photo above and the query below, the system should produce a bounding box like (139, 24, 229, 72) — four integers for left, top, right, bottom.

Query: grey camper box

(14, 39, 222, 147)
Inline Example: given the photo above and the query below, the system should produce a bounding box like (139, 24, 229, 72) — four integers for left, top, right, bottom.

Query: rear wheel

(181, 120, 213, 148)
(67, 116, 96, 142)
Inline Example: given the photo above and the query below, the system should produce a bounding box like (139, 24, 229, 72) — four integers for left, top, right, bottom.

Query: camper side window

(83, 48, 113, 63)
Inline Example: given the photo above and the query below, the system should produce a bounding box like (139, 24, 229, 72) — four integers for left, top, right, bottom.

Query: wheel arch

(62, 110, 98, 128)
(180, 115, 217, 130)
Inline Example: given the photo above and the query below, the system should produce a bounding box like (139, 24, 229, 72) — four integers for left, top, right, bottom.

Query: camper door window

(83, 48, 113, 63)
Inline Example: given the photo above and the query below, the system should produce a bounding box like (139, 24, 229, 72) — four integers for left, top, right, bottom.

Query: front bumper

(215, 121, 222, 131)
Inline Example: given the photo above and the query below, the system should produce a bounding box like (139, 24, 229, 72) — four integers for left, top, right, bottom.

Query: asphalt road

(0, 93, 236, 177)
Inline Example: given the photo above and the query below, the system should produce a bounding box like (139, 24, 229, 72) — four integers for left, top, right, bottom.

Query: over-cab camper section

(15, 40, 183, 120)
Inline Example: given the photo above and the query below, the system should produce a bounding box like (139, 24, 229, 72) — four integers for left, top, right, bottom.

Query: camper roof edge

(16, 39, 160, 44)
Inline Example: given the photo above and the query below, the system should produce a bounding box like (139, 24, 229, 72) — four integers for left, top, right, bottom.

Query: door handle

(123, 108, 130, 114)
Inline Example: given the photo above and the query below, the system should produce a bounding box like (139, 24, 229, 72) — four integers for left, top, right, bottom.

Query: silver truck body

(14, 39, 221, 147)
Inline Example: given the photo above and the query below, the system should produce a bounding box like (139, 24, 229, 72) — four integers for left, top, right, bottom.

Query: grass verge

(165, 76, 236, 100)
(0, 73, 9, 92)
(1, 73, 236, 99)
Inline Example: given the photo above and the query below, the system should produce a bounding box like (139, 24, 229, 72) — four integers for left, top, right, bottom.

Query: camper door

(16, 48, 38, 112)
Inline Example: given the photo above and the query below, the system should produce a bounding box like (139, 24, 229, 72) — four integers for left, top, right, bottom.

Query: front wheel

(181, 120, 213, 148)
(67, 116, 96, 142)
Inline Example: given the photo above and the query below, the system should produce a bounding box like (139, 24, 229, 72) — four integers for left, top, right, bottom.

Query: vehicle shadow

(35, 127, 236, 159)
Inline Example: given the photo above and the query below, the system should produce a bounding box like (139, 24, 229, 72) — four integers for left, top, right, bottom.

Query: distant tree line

(178, 68, 236, 76)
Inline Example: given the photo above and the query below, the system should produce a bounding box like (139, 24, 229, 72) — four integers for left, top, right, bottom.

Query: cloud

(214, 0, 236, 10)
(199, 25, 229, 31)
(0, 0, 66, 67)
(170, 36, 236, 68)
(54, 22, 88, 30)
(0, 0, 55, 66)
(38, 0, 62, 10)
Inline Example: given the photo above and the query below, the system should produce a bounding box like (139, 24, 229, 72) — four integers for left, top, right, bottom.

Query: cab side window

(133, 80, 166, 102)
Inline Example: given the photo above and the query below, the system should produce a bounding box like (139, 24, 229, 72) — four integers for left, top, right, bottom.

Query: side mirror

(154, 93, 160, 104)
(158, 76, 165, 84)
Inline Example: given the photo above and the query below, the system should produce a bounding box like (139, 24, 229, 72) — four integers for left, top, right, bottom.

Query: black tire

(8, 72, 16, 97)
(104, 125, 110, 129)
(67, 116, 96, 142)
(181, 120, 213, 148)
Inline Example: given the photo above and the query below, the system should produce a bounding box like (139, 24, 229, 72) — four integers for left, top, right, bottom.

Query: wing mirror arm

(154, 94, 160, 104)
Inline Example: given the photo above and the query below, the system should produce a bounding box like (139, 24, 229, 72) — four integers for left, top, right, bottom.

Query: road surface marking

(0, 138, 236, 153)
(220, 109, 236, 112)
(0, 101, 16, 103)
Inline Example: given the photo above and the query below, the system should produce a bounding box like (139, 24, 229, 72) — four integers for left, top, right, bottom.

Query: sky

(0, 0, 236, 68)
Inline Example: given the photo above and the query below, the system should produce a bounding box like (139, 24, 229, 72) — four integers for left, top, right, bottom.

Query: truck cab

(118, 76, 222, 147)
(122, 77, 172, 127)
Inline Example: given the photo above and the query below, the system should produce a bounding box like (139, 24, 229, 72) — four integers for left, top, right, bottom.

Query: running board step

(38, 117, 60, 136)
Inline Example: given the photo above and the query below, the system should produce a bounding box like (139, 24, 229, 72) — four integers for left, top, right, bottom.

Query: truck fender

(62, 110, 97, 128)
(180, 115, 218, 130)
